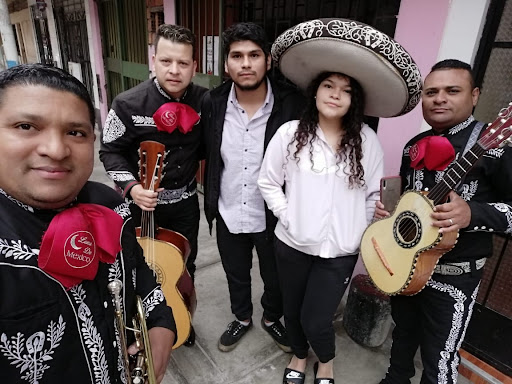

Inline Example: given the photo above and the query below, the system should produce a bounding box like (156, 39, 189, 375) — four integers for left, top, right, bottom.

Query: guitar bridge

(371, 237, 394, 276)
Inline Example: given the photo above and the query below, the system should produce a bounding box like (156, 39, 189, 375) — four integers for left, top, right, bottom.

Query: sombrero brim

(271, 19, 422, 117)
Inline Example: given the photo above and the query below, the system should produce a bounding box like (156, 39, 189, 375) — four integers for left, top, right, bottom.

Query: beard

(233, 76, 266, 91)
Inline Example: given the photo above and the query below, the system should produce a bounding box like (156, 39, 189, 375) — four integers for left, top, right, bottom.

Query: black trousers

(380, 271, 482, 384)
(130, 192, 200, 280)
(275, 238, 357, 363)
(216, 215, 283, 322)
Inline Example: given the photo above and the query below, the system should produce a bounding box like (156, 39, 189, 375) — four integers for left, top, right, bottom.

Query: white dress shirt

(219, 79, 274, 234)
(258, 120, 384, 258)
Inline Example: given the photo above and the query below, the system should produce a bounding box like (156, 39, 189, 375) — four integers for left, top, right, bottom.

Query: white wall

(437, 0, 491, 64)
(44, 0, 62, 68)
(420, 0, 491, 132)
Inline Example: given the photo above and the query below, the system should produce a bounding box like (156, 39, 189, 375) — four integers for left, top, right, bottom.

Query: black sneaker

(218, 320, 252, 352)
(261, 317, 292, 353)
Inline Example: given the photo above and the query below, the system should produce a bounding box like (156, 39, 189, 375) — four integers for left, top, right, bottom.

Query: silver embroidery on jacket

(107, 171, 136, 183)
(413, 170, 424, 191)
(70, 285, 110, 384)
(108, 259, 122, 282)
(0, 316, 66, 384)
(154, 78, 171, 100)
(0, 188, 34, 212)
(460, 180, 478, 202)
(132, 115, 155, 126)
(142, 288, 165, 319)
(490, 203, 512, 233)
(448, 115, 474, 135)
(103, 110, 126, 143)
(435, 171, 445, 184)
(113, 203, 131, 220)
(484, 148, 505, 159)
(0, 239, 37, 261)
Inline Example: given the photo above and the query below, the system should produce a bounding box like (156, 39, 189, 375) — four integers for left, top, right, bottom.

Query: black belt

(433, 258, 486, 276)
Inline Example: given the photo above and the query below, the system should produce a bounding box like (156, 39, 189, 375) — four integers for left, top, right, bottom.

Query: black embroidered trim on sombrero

(271, 19, 421, 116)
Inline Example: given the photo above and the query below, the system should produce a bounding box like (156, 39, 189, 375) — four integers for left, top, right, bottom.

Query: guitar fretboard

(427, 141, 487, 206)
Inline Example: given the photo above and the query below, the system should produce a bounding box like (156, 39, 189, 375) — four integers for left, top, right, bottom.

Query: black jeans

(380, 271, 482, 384)
(216, 215, 283, 322)
(275, 238, 357, 363)
(130, 192, 200, 280)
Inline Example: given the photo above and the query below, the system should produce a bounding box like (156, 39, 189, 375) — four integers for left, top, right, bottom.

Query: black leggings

(275, 238, 357, 362)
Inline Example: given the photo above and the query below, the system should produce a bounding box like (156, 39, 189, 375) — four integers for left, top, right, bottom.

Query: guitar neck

(428, 141, 487, 205)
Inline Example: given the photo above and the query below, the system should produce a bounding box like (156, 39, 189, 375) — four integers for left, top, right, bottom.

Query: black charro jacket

(202, 76, 305, 235)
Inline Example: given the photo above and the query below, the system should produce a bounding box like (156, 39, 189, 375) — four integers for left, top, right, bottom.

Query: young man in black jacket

(202, 22, 305, 352)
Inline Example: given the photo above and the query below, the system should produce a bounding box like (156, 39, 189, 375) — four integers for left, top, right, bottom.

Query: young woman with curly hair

(258, 71, 384, 384)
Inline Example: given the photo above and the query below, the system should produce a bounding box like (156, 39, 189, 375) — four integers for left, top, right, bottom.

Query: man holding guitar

(100, 24, 208, 286)
(375, 59, 512, 384)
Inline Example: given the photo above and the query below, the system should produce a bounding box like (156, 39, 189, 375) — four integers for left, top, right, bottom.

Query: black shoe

(261, 317, 292, 353)
(184, 325, 195, 347)
(218, 320, 252, 352)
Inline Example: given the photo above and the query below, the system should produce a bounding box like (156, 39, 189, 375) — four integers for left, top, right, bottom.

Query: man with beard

(202, 22, 304, 352)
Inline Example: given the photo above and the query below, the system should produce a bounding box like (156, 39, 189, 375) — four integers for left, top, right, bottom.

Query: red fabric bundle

(153, 102, 200, 134)
(409, 136, 455, 171)
(39, 204, 123, 289)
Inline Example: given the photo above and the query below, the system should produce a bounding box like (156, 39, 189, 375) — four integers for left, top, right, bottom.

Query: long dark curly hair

(288, 71, 366, 188)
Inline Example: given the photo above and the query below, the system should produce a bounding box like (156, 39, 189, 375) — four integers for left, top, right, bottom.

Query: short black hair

(222, 22, 269, 58)
(0, 63, 95, 126)
(155, 24, 196, 54)
(430, 59, 476, 89)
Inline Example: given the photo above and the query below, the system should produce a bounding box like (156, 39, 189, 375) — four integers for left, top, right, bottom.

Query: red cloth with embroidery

(153, 102, 200, 134)
(409, 136, 456, 171)
(38, 204, 123, 289)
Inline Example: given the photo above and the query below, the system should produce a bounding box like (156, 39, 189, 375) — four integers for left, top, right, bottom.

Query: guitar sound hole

(393, 211, 422, 248)
(397, 217, 417, 242)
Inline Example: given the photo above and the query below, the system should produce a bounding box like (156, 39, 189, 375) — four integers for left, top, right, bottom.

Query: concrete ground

(91, 139, 471, 384)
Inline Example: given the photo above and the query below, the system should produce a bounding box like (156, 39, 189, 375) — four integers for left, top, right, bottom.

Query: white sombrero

(271, 18, 422, 117)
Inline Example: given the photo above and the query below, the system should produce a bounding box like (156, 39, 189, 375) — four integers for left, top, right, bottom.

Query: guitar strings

(379, 107, 511, 245)
(394, 131, 493, 242)
(140, 157, 159, 276)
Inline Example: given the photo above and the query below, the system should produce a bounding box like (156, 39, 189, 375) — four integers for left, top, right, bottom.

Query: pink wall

(88, 0, 108, 126)
(164, 0, 176, 24)
(353, 0, 452, 278)
(376, 0, 451, 176)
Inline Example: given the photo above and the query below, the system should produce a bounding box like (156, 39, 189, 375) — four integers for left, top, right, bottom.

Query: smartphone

(380, 176, 402, 212)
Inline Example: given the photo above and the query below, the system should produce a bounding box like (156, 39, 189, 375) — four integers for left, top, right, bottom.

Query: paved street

(91, 138, 471, 384)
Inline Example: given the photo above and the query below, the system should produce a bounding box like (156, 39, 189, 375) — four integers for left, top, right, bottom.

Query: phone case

(380, 176, 402, 211)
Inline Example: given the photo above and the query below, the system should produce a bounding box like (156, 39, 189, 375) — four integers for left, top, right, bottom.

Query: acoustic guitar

(361, 103, 512, 296)
(136, 140, 197, 348)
